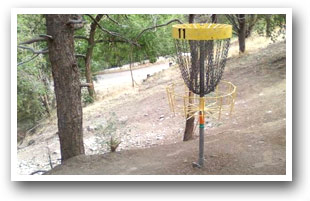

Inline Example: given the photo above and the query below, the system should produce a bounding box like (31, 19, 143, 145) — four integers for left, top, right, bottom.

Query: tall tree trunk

(246, 14, 257, 38)
(211, 14, 217, 23)
(266, 14, 272, 37)
(238, 14, 246, 53)
(40, 94, 50, 117)
(85, 14, 103, 100)
(183, 14, 196, 141)
(46, 14, 85, 161)
(38, 67, 51, 117)
(129, 45, 135, 88)
(188, 14, 195, 24)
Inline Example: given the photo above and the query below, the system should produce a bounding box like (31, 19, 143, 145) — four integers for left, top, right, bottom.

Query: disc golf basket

(171, 23, 233, 167)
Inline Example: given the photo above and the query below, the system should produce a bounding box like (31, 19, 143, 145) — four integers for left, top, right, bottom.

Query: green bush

(149, 57, 157, 63)
(17, 67, 50, 127)
(81, 89, 94, 105)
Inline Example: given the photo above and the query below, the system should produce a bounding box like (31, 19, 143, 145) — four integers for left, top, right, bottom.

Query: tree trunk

(46, 14, 85, 161)
(188, 14, 195, 24)
(38, 67, 51, 117)
(129, 45, 135, 88)
(183, 14, 196, 141)
(40, 94, 50, 117)
(238, 14, 246, 53)
(85, 14, 103, 100)
(183, 92, 195, 141)
(266, 14, 272, 37)
(211, 14, 217, 23)
(246, 14, 257, 38)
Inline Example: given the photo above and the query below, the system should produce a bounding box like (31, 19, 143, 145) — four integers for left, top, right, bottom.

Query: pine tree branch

(104, 14, 123, 26)
(75, 54, 86, 59)
(17, 54, 40, 66)
(66, 19, 86, 25)
(135, 19, 183, 41)
(19, 34, 53, 45)
(225, 14, 240, 32)
(19, 37, 47, 45)
(17, 45, 49, 54)
(94, 39, 126, 44)
(80, 83, 93, 88)
(66, 17, 87, 30)
(74, 35, 89, 40)
(246, 14, 258, 38)
(39, 34, 53, 40)
(85, 14, 140, 47)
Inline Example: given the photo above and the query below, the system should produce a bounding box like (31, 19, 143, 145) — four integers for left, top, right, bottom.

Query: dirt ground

(43, 40, 286, 175)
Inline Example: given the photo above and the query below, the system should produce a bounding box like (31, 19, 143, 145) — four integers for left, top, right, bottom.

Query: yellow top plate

(172, 23, 232, 40)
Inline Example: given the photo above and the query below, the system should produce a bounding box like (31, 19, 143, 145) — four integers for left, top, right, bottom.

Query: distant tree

(211, 14, 217, 23)
(84, 14, 103, 100)
(237, 14, 246, 53)
(258, 14, 286, 42)
(225, 14, 258, 53)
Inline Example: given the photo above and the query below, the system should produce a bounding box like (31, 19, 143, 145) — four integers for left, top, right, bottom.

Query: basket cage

(174, 38, 231, 96)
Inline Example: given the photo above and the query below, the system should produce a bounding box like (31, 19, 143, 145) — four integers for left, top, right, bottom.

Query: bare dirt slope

(45, 40, 286, 175)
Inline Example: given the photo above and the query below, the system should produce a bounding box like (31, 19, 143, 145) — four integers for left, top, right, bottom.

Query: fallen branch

(30, 170, 47, 175)
(46, 145, 53, 169)
(18, 122, 42, 147)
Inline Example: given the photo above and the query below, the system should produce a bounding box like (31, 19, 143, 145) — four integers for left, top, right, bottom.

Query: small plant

(106, 136, 121, 152)
(95, 112, 124, 153)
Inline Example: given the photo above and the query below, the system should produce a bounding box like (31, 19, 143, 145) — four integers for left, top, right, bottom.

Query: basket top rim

(172, 23, 231, 30)
(172, 23, 232, 40)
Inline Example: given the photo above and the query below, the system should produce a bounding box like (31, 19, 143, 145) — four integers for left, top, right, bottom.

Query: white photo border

(11, 8, 292, 181)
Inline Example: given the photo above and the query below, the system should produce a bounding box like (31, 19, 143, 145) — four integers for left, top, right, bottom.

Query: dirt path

(94, 62, 170, 95)
(45, 40, 286, 175)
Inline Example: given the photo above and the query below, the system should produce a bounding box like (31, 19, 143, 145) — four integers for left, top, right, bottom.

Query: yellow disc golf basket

(171, 23, 233, 167)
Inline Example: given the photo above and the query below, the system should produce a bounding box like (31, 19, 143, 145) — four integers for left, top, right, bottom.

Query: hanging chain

(175, 38, 230, 96)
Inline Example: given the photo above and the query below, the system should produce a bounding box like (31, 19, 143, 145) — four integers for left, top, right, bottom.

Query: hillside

(42, 40, 286, 175)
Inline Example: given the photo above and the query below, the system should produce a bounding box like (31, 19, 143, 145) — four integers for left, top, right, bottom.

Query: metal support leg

(197, 117, 205, 167)
(193, 97, 205, 168)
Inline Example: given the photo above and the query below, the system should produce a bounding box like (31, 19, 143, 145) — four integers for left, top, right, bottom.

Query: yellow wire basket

(166, 81, 237, 121)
